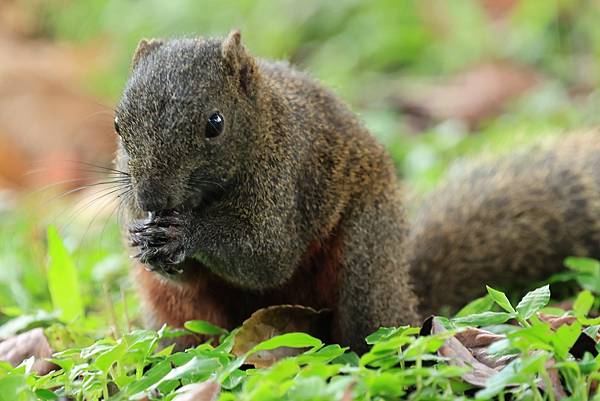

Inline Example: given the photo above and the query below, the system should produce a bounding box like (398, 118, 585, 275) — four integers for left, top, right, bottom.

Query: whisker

(41, 179, 132, 205)
(98, 187, 133, 246)
(115, 188, 134, 227)
(52, 185, 130, 230)
(77, 109, 116, 123)
(75, 186, 131, 253)
(63, 160, 130, 176)
(25, 166, 127, 182)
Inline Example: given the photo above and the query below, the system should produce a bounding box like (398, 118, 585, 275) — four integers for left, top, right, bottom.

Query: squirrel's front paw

(129, 212, 188, 275)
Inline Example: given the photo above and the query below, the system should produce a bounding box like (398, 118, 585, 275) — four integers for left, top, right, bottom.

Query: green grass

(0, 202, 599, 400)
(2, 220, 600, 400)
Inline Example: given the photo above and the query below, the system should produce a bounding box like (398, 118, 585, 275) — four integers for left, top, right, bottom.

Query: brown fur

(135, 220, 345, 345)
(407, 131, 600, 316)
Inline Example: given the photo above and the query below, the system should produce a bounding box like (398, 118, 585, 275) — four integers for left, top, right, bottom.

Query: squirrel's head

(115, 30, 262, 213)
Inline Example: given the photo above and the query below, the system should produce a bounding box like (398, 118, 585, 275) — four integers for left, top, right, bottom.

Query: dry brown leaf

(390, 62, 540, 131)
(0, 30, 115, 190)
(431, 317, 569, 398)
(432, 318, 502, 387)
(232, 304, 330, 368)
(540, 359, 567, 399)
(0, 328, 55, 375)
(173, 380, 220, 401)
(537, 313, 577, 330)
(480, 0, 519, 19)
(339, 382, 356, 401)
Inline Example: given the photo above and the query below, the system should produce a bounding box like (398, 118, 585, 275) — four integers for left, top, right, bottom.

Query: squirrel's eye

(206, 112, 224, 138)
(114, 116, 121, 136)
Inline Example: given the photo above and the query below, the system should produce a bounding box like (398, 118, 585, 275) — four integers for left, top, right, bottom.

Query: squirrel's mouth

(179, 181, 225, 213)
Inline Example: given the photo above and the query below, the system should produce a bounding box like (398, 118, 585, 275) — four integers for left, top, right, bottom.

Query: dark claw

(128, 213, 187, 276)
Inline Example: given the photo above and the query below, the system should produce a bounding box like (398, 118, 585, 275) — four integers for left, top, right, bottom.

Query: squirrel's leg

(335, 193, 421, 352)
(129, 206, 307, 291)
(189, 211, 307, 291)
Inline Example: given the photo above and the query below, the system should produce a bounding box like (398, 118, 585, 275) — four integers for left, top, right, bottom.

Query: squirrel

(115, 31, 600, 352)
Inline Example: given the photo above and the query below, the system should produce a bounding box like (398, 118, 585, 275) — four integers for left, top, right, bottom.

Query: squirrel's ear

(132, 38, 164, 69)
(221, 30, 256, 94)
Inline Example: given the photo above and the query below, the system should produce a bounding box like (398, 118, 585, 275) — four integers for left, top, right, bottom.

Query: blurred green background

(30, 0, 600, 187)
(1, 0, 600, 334)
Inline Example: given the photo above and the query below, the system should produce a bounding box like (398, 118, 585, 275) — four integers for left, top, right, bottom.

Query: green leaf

(515, 285, 550, 320)
(0, 375, 36, 401)
(0, 310, 58, 338)
(486, 286, 516, 314)
(123, 360, 172, 396)
(93, 340, 127, 372)
(477, 358, 523, 399)
(184, 320, 228, 336)
(455, 294, 495, 317)
(46, 226, 84, 322)
(552, 322, 582, 360)
(149, 357, 221, 392)
(365, 326, 418, 344)
(453, 311, 512, 326)
(564, 257, 600, 274)
(573, 290, 595, 318)
(34, 389, 58, 400)
(403, 334, 449, 360)
(249, 332, 323, 353)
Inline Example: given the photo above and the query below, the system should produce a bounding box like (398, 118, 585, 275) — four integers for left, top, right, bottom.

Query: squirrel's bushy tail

(407, 131, 600, 316)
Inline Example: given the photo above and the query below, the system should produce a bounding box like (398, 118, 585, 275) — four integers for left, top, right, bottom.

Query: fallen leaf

(430, 316, 570, 399)
(173, 380, 220, 401)
(540, 359, 567, 399)
(232, 305, 330, 367)
(0, 31, 115, 190)
(340, 382, 355, 401)
(0, 328, 55, 375)
(390, 62, 540, 131)
(537, 313, 577, 330)
(431, 318, 502, 387)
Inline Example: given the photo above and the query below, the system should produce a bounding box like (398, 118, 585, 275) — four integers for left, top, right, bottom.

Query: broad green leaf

(453, 311, 512, 326)
(0, 310, 58, 338)
(0, 375, 36, 401)
(297, 344, 347, 365)
(515, 285, 550, 320)
(564, 257, 600, 274)
(34, 389, 58, 400)
(552, 322, 582, 360)
(486, 286, 516, 314)
(578, 352, 599, 375)
(184, 320, 228, 336)
(150, 357, 221, 392)
(46, 226, 84, 322)
(155, 343, 175, 357)
(249, 332, 323, 353)
(477, 358, 523, 399)
(505, 322, 554, 353)
(403, 334, 450, 360)
(93, 340, 127, 372)
(573, 290, 595, 318)
(124, 360, 172, 396)
(455, 294, 494, 317)
(365, 326, 420, 344)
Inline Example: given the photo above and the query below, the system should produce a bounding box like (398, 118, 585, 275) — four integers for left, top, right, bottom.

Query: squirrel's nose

(136, 184, 173, 212)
